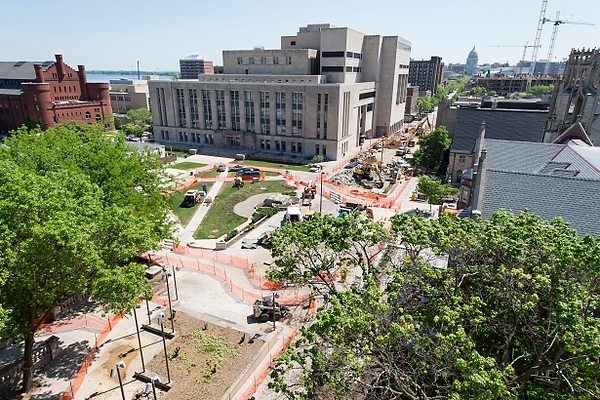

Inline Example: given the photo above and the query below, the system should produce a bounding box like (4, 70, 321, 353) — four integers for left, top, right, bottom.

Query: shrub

(224, 229, 238, 242)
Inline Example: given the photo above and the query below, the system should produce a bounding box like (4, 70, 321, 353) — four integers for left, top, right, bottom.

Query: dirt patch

(146, 311, 262, 400)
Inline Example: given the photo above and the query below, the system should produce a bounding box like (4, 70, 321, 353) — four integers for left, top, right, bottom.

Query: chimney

(34, 64, 45, 83)
(55, 54, 65, 80)
(471, 148, 487, 212)
(77, 65, 89, 100)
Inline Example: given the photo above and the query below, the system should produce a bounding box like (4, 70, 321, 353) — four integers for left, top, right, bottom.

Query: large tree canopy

(269, 210, 600, 399)
(411, 126, 451, 172)
(0, 122, 172, 391)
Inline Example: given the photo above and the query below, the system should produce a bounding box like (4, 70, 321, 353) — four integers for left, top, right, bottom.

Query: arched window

(95, 114, 101, 121)
(85, 111, 91, 119)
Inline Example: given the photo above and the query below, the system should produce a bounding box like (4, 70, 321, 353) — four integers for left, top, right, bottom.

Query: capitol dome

(466, 45, 479, 74)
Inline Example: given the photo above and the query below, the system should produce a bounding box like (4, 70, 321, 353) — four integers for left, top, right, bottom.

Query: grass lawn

(169, 161, 207, 171)
(194, 180, 297, 239)
(230, 159, 313, 172)
(167, 182, 213, 226)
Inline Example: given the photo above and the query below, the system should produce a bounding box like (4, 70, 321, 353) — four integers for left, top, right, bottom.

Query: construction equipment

(353, 156, 384, 188)
(302, 181, 317, 205)
(527, 0, 548, 90)
(182, 190, 202, 207)
(233, 175, 244, 188)
(542, 11, 594, 74)
(486, 42, 541, 74)
(338, 201, 374, 219)
(253, 295, 288, 322)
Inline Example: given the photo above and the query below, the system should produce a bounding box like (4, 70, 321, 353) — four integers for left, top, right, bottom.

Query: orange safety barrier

(238, 328, 299, 400)
(58, 313, 124, 400)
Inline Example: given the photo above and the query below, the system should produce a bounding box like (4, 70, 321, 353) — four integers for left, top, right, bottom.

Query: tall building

(0, 54, 112, 134)
(150, 24, 411, 161)
(179, 55, 214, 79)
(465, 46, 479, 75)
(543, 48, 600, 145)
(408, 56, 443, 95)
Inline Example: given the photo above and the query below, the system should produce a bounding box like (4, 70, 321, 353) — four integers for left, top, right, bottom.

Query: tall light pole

(319, 166, 324, 214)
(131, 306, 145, 373)
(157, 312, 171, 384)
(110, 361, 126, 400)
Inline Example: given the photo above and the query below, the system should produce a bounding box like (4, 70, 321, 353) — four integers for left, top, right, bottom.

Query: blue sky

(3, 0, 598, 71)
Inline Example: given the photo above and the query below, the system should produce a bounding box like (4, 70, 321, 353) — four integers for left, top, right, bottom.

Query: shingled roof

(0, 60, 53, 81)
(451, 107, 547, 153)
(479, 139, 600, 237)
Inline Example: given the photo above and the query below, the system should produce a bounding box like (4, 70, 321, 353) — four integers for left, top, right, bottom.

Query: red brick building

(0, 54, 112, 134)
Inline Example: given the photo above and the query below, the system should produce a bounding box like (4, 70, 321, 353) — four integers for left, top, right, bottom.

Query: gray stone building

(149, 24, 411, 161)
(543, 48, 600, 145)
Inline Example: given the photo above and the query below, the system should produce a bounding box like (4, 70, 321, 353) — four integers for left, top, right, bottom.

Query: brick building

(0, 54, 112, 134)
(179, 55, 214, 79)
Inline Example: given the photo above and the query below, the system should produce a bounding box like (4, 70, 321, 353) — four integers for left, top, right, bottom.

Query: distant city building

(149, 24, 412, 162)
(470, 76, 557, 96)
(465, 46, 479, 75)
(543, 48, 600, 145)
(109, 76, 157, 115)
(405, 86, 419, 120)
(179, 55, 214, 79)
(408, 56, 443, 95)
(0, 54, 112, 135)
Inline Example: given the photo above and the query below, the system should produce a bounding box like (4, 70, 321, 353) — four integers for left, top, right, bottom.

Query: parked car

(217, 164, 226, 172)
(229, 164, 245, 172)
(240, 170, 261, 181)
(236, 168, 260, 177)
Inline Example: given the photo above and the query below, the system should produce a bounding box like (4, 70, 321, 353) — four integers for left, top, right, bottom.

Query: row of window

(321, 66, 362, 73)
(53, 85, 77, 95)
(50, 72, 75, 78)
(321, 51, 362, 59)
(237, 56, 292, 65)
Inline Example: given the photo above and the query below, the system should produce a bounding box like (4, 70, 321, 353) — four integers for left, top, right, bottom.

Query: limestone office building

(149, 24, 411, 161)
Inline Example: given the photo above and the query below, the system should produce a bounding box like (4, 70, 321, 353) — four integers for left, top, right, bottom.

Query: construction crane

(486, 42, 541, 75)
(542, 11, 595, 74)
(527, 0, 548, 90)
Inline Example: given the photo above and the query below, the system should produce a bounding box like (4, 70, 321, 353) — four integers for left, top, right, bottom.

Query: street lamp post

(131, 307, 145, 372)
(157, 312, 172, 384)
(162, 269, 175, 333)
(110, 361, 127, 400)
(319, 166, 324, 214)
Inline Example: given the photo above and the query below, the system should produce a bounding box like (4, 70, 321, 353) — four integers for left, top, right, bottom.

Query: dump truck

(253, 295, 288, 322)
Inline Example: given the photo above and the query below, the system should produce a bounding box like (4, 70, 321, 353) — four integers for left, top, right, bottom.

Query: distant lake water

(86, 73, 174, 82)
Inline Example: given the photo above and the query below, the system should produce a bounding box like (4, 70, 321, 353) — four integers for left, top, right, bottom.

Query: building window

(286, 56, 292, 65)
(95, 114, 101, 122)
(275, 140, 280, 151)
(230, 90, 241, 131)
(244, 90, 255, 133)
(260, 91, 270, 134)
(292, 92, 303, 136)
(321, 66, 344, 72)
(291, 142, 296, 153)
(276, 92, 286, 135)
(322, 51, 345, 58)
(273, 57, 279, 65)
(216, 90, 226, 130)
(202, 89, 213, 129)
(281, 141, 286, 152)
(458, 155, 466, 163)
(249, 57, 255, 65)
(189, 89, 199, 127)
(260, 57, 267, 64)
(85, 111, 91, 119)
(176, 88, 186, 127)
(324, 93, 328, 139)
(316, 93, 321, 138)
(266, 140, 271, 150)
(260, 139, 265, 149)
(291, 41, 296, 46)
(237, 57, 243, 65)
(315, 144, 320, 155)
(297, 142, 302, 154)
(322, 145, 327, 158)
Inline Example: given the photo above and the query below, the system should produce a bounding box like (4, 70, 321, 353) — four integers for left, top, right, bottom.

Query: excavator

(353, 156, 384, 188)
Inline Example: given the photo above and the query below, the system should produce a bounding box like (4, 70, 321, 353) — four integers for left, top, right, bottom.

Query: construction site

(324, 116, 431, 200)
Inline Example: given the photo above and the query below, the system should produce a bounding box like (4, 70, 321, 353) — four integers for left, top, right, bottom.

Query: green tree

(469, 86, 487, 95)
(270, 210, 600, 399)
(525, 84, 554, 98)
(0, 122, 172, 391)
(123, 108, 152, 137)
(417, 175, 457, 211)
(267, 213, 388, 296)
(411, 126, 452, 172)
(417, 97, 436, 114)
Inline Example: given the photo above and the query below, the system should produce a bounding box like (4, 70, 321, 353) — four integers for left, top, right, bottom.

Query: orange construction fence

(58, 313, 124, 400)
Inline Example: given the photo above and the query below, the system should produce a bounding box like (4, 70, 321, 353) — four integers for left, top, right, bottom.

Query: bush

(224, 229, 238, 242)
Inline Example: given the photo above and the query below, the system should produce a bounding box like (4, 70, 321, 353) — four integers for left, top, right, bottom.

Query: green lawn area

(194, 180, 297, 240)
(231, 159, 313, 172)
(169, 161, 206, 170)
(167, 182, 213, 226)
